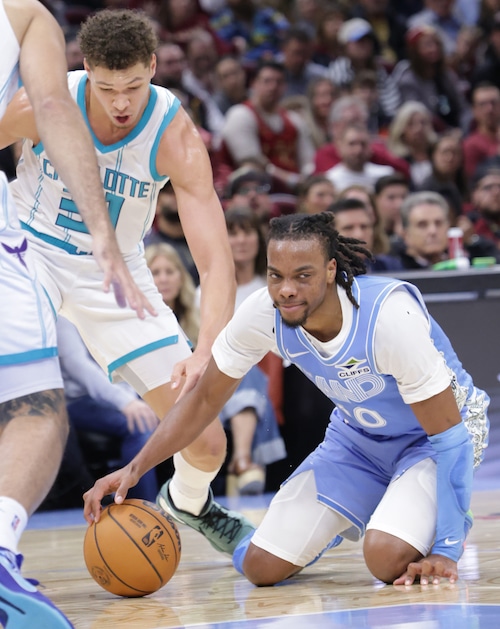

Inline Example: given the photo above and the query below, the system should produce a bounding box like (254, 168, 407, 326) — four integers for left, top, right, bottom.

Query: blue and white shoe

(0, 547, 74, 628)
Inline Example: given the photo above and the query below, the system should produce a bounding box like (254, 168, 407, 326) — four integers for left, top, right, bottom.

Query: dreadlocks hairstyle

(78, 9, 158, 70)
(267, 212, 371, 308)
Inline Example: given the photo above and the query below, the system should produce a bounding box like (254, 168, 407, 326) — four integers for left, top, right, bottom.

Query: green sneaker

(156, 480, 256, 555)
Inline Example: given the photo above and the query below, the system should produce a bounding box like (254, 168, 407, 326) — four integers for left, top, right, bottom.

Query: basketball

(83, 498, 181, 597)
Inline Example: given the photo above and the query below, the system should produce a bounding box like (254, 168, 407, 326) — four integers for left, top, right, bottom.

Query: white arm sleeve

(212, 288, 278, 379)
(374, 288, 452, 404)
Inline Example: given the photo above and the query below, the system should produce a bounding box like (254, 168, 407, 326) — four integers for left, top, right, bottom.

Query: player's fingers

(112, 280, 127, 309)
(83, 489, 102, 524)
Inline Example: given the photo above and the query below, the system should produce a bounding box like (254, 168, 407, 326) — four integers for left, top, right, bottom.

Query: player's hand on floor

(83, 466, 138, 524)
(393, 554, 458, 586)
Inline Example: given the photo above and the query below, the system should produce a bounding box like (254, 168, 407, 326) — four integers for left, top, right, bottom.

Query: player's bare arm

(4, 0, 156, 319)
(156, 107, 236, 393)
(83, 359, 240, 522)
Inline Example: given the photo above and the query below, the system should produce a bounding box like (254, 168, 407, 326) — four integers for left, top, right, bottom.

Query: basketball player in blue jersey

(0, 2, 155, 627)
(84, 211, 489, 587)
(0, 8, 254, 561)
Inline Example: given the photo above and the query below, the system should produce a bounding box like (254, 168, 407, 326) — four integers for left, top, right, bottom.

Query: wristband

(428, 421, 473, 561)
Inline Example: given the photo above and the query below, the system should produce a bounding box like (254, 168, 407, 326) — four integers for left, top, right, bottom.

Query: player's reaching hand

(169, 348, 212, 398)
(92, 236, 157, 319)
(393, 554, 459, 586)
(83, 465, 139, 524)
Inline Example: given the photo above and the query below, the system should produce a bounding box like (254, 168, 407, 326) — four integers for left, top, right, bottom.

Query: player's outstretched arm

(156, 107, 236, 394)
(7, 0, 156, 318)
(83, 358, 241, 523)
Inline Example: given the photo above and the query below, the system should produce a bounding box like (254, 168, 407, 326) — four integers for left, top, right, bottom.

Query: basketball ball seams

(107, 508, 167, 582)
(108, 502, 181, 563)
(84, 499, 181, 597)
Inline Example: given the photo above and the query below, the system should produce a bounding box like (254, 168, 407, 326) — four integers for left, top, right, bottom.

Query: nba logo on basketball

(142, 525, 164, 547)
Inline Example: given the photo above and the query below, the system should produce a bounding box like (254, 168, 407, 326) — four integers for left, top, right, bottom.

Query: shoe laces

(199, 504, 243, 544)
(0, 549, 39, 586)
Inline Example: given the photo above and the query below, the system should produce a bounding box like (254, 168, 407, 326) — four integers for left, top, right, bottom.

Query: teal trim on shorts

(0, 347, 58, 365)
(107, 335, 179, 379)
(21, 221, 90, 255)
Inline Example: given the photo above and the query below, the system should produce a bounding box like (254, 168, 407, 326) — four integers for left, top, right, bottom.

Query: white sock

(169, 452, 219, 516)
(0, 497, 28, 554)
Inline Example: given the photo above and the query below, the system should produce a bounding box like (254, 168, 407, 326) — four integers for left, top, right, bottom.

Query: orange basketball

(83, 498, 181, 597)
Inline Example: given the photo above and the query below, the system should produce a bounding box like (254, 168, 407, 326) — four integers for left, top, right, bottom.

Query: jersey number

(56, 193, 125, 232)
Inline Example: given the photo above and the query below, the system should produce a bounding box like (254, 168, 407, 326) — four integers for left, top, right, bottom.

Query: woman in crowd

(387, 100, 437, 188)
(297, 174, 337, 214)
(392, 25, 470, 133)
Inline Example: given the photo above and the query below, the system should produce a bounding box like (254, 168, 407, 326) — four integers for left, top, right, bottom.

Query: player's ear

(327, 258, 336, 283)
(150, 54, 157, 78)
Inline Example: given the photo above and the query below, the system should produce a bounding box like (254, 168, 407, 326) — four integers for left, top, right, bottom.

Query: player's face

(86, 58, 156, 129)
(267, 238, 336, 329)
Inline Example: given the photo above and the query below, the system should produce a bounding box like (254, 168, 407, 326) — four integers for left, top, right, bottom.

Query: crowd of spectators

(13, 0, 500, 272)
(13, 0, 500, 506)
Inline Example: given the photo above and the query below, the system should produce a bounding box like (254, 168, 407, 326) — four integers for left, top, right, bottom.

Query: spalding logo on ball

(83, 498, 181, 597)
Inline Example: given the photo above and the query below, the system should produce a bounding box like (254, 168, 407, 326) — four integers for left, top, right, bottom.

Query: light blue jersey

(11, 71, 180, 256)
(275, 275, 489, 537)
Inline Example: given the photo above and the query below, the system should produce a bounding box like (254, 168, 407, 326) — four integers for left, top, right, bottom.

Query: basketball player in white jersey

(0, 1, 154, 627)
(0, 8, 254, 562)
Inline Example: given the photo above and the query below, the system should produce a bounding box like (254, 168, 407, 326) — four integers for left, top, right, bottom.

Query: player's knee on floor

(363, 529, 423, 584)
(243, 543, 300, 586)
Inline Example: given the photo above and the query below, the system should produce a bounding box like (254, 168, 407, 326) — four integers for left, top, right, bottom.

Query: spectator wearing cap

(348, 0, 408, 66)
(391, 24, 470, 132)
(327, 18, 400, 120)
(463, 83, 500, 181)
(219, 61, 316, 194)
(471, 13, 500, 93)
(407, 0, 465, 58)
(224, 167, 276, 227)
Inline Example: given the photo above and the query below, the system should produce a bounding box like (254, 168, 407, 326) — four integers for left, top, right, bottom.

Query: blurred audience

(209, 0, 290, 66)
(144, 181, 199, 285)
(324, 123, 394, 193)
(297, 174, 337, 214)
(144, 243, 201, 345)
(328, 18, 400, 119)
(417, 131, 468, 221)
(392, 25, 469, 132)
(220, 60, 315, 193)
(463, 83, 500, 180)
(387, 100, 437, 187)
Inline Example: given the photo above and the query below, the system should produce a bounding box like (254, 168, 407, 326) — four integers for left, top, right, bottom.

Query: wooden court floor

(14, 487, 500, 629)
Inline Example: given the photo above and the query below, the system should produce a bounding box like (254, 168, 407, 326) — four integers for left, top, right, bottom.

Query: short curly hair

(78, 9, 158, 70)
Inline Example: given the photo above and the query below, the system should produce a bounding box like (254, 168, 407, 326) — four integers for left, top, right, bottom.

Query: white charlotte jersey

(0, 0, 20, 122)
(11, 71, 180, 255)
